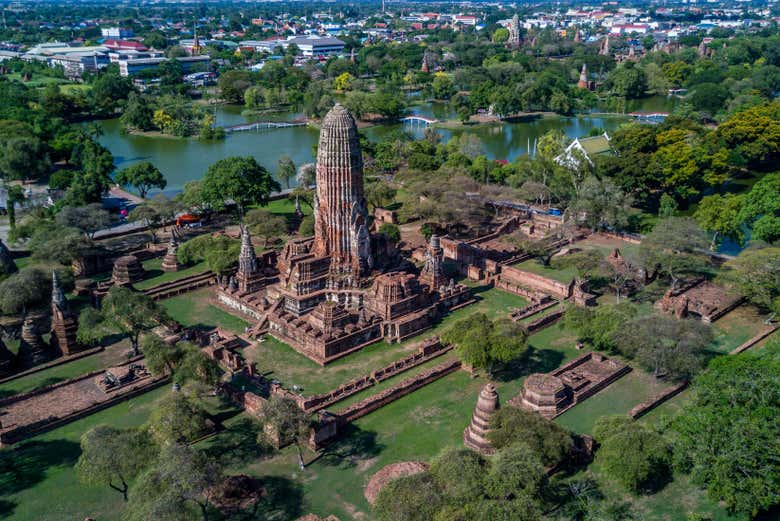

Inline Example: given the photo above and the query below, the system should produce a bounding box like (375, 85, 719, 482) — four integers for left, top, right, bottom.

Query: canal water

(96, 97, 677, 194)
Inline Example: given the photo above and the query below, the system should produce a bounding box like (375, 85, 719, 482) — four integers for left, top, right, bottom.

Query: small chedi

(17, 317, 50, 367)
(464, 382, 500, 454)
(161, 232, 182, 272)
(511, 352, 630, 419)
(50, 271, 80, 356)
(111, 254, 145, 285)
(220, 104, 472, 365)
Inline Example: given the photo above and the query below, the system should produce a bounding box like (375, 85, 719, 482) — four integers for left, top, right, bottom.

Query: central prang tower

(312, 104, 372, 275)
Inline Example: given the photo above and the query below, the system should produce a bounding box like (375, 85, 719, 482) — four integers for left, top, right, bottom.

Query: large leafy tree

(146, 392, 210, 446)
(55, 203, 114, 239)
(442, 313, 529, 376)
(115, 162, 167, 199)
(0, 267, 51, 316)
(488, 407, 573, 467)
(639, 217, 710, 289)
(257, 395, 311, 470)
(76, 425, 158, 501)
(564, 303, 639, 352)
(673, 345, 780, 517)
(81, 286, 169, 355)
(177, 234, 240, 275)
(738, 172, 780, 244)
(373, 473, 445, 521)
(723, 246, 780, 317)
(0, 136, 50, 182)
(201, 156, 281, 218)
(244, 208, 287, 248)
(568, 176, 632, 232)
(124, 444, 222, 521)
(594, 416, 672, 494)
(276, 155, 296, 189)
(694, 193, 745, 250)
(612, 314, 712, 380)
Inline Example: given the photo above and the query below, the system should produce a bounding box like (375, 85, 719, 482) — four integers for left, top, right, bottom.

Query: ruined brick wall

(629, 381, 688, 419)
(499, 266, 573, 299)
(337, 359, 461, 423)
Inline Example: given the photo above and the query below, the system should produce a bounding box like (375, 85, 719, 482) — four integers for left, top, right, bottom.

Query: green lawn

(0, 386, 168, 521)
(513, 258, 577, 283)
(133, 258, 209, 290)
(161, 289, 249, 334)
(709, 305, 766, 354)
(0, 340, 133, 398)
(555, 370, 672, 435)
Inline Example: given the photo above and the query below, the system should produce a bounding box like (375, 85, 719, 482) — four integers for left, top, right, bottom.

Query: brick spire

(464, 383, 499, 454)
(238, 225, 258, 276)
(51, 270, 67, 312)
(313, 104, 372, 275)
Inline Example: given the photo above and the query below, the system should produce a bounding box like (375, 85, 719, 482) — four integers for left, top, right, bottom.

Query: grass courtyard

(161, 288, 249, 334)
(133, 258, 209, 290)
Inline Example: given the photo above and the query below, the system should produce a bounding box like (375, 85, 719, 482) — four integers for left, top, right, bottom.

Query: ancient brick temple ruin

(50, 271, 80, 356)
(464, 382, 499, 454)
(510, 352, 630, 419)
(161, 232, 182, 272)
(218, 104, 473, 365)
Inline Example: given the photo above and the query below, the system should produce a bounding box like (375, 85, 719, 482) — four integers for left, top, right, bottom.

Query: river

(96, 96, 678, 194)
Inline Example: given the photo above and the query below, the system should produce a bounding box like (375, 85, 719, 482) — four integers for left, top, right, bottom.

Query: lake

(96, 97, 677, 194)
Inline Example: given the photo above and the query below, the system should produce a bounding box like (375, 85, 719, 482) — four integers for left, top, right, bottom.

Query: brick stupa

(50, 271, 80, 356)
(464, 382, 500, 454)
(18, 317, 51, 367)
(111, 255, 145, 285)
(161, 232, 182, 272)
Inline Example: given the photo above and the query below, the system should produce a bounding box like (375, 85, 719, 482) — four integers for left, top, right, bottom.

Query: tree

(141, 335, 183, 376)
(690, 83, 729, 115)
(564, 303, 638, 352)
(298, 215, 315, 236)
(0, 267, 51, 316)
(429, 448, 486, 503)
(90, 71, 133, 116)
(128, 195, 181, 243)
(442, 314, 529, 376)
(612, 314, 712, 380)
(146, 391, 210, 445)
(201, 156, 281, 218)
(89, 286, 170, 355)
(4, 184, 24, 230)
(125, 444, 222, 521)
(218, 70, 252, 104)
(177, 234, 240, 275)
(0, 136, 50, 182)
(673, 345, 780, 517)
(76, 425, 158, 501)
(693, 194, 744, 250)
(431, 73, 455, 100)
(484, 443, 547, 500)
(28, 223, 96, 265)
(365, 179, 397, 211)
(65, 137, 114, 206)
(488, 407, 573, 467)
(738, 172, 780, 243)
(56, 203, 113, 239)
(120, 92, 155, 132)
(594, 416, 672, 494)
(244, 208, 287, 248)
(639, 217, 710, 290)
(723, 247, 780, 318)
(333, 72, 355, 91)
(115, 162, 167, 199)
(568, 177, 632, 232)
(373, 472, 444, 521)
(493, 28, 510, 43)
(257, 395, 311, 470)
(276, 155, 296, 189)
(174, 343, 223, 388)
(378, 223, 400, 243)
(609, 62, 647, 99)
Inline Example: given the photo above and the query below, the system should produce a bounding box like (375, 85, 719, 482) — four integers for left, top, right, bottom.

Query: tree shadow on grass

(316, 424, 384, 470)
(0, 439, 80, 515)
(493, 347, 565, 383)
(254, 475, 304, 521)
(202, 417, 271, 466)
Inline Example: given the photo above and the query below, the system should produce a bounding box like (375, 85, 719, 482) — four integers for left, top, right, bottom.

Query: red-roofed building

(103, 39, 148, 51)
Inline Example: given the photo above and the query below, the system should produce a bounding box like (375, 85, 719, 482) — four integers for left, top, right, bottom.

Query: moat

(95, 97, 676, 194)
